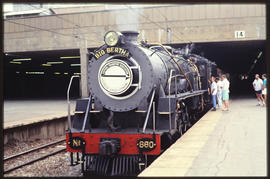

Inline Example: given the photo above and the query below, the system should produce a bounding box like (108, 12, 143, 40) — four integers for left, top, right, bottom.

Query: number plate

(137, 138, 156, 152)
(68, 137, 85, 150)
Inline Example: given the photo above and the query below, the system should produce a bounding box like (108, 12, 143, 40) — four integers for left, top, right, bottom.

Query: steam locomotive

(66, 31, 220, 176)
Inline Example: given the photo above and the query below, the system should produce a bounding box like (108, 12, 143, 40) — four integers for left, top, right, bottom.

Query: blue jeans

(212, 94, 217, 109)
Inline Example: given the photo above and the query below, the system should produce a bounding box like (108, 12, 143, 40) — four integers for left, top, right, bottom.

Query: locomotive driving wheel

(176, 112, 184, 136)
(182, 105, 192, 132)
(179, 120, 184, 136)
(176, 102, 190, 134)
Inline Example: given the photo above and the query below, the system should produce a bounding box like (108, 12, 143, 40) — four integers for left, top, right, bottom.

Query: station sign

(235, 30, 245, 38)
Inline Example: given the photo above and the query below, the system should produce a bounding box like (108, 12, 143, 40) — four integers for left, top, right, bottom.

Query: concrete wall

(4, 4, 266, 52)
(4, 117, 69, 144)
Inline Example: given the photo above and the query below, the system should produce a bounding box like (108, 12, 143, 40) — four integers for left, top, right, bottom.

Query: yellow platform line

(139, 109, 222, 177)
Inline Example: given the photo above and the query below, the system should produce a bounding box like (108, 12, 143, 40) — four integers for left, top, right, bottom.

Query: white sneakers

(257, 102, 265, 106)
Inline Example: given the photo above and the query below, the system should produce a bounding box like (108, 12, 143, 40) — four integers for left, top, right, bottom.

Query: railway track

(4, 139, 66, 174)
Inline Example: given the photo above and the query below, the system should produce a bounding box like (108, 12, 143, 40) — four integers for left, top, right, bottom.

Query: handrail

(169, 73, 182, 131)
(67, 75, 80, 131)
(153, 101, 156, 133)
(168, 70, 175, 132)
(174, 74, 177, 97)
(142, 89, 156, 133)
(171, 74, 184, 96)
(81, 95, 92, 132)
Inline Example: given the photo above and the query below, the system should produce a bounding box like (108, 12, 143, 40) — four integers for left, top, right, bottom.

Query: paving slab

(3, 99, 76, 129)
(139, 97, 267, 177)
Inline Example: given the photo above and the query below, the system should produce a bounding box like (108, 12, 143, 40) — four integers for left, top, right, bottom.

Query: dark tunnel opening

(171, 40, 267, 98)
(3, 49, 81, 100)
(201, 40, 266, 98)
(3, 40, 266, 100)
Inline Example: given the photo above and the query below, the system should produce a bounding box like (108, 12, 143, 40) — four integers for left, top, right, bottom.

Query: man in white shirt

(252, 74, 264, 106)
(216, 77, 223, 109)
(211, 76, 217, 111)
(221, 74, 230, 111)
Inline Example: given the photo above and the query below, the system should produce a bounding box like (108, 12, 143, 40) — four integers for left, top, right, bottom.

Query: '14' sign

(235, 31, 245, 38)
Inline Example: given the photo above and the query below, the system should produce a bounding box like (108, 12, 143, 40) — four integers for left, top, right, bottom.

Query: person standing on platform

(262, 74, 267, 107)
(252, 74, 264, 106)
(211, 76, 217, 111)
(216, 77, 223, 109)
(221, 74, 230, 111)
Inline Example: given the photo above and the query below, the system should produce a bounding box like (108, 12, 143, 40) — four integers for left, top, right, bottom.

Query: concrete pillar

(167, 28, 171, 43)
(80, 47, 89, 98)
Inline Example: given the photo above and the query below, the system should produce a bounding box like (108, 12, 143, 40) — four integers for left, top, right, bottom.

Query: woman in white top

(221, 74, 230, 111)
(216, 77, 223, 109)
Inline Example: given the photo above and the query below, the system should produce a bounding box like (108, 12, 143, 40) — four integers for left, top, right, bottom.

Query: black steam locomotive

(66, 31, 220, 176)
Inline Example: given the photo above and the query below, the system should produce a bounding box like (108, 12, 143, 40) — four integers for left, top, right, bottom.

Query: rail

(67, 75, 80, 131)
(4, 148, 65, 174)
(4, 139, 65, 161)
(4, 139, 66, 174)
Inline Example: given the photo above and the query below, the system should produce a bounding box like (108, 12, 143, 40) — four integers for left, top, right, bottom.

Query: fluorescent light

(60, 56, 80, 59)
(257, 52, 262, 58)
(70, 64, 81, 67)
(26, 72, 44, 75)
(47, 61, 63, 64)
(74, 73, 81, 75)
(10, 61, 22, 64)
(64, 72, 68, 75)
(42, 64, 52, 66)
(16, 71, 20, 74)
(12, 58, 31, 61)
(54, 72, 61, 75)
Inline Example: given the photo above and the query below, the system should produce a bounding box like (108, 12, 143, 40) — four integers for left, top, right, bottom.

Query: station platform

(139, 97, 267, 176)
(3, 99, 76, 129)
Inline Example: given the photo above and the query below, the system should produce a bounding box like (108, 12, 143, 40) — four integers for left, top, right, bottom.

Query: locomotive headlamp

(104, 31, 120, 46)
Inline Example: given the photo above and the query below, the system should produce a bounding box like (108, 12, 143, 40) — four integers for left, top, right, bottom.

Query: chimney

(121, 31, 139, 44)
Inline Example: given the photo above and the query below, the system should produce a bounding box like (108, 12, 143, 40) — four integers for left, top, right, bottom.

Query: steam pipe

(152, 43, 193, 91)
